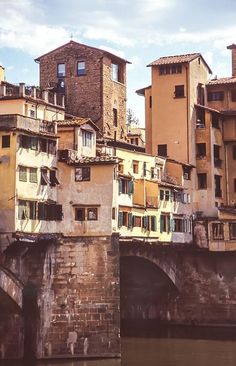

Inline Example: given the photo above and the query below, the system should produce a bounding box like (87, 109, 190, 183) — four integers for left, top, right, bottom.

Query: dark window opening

(207, 91, 224, 102)
(50, 170, 59, 186)
(112, 63, 123, 83)
(119, 179, 133, 195)
(198, 173, 207, 189)
(234, 178, 236, 193)
(230, 223, 236, 239)
(113, 108, 118, 126)
(157, 144, 167, 157)
(174, 85, 184, 98)
(2, 135, 10, 148)
(149, 96, 152, 108)
(75, 167, 91, 182)
(159, 64, 182, 75)
(231, 90, 236, 102)
(196, 143, 206, 158)
(214, 145, 222, 168)
(183, 165, 191, 180)
(233, 145, 236, 160)
(75, 207, 85, 221)
(41, 169, 50, 185)
(197, 83, 204, 105)
(215, 175, 222, 197)
(212, 112, 220, 129)
(196, 107, 205, 128)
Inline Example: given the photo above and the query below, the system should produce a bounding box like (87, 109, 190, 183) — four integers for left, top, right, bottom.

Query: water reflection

(2, 328, 236, 366)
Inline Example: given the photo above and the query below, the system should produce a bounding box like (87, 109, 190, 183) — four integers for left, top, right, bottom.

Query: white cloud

(98, 45, 125, 58)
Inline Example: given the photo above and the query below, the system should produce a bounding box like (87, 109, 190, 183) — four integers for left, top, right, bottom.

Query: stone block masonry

(41, 233, 120, 359)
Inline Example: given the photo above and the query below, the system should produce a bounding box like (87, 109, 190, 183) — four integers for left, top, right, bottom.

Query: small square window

(133, 160, 139, 174)
(175, 85, 184, 98)
(77, 61, 86, 76)
(157, 144, 167, 157)
(2, 135, 10, 148)
(57, 63, 65, 77)
(75, 167, 91, 181)
(19, 166, 27, 182)
(87, 207, 98, 220)
(29, 168, 37, 183)
(75, 208, 85, 221)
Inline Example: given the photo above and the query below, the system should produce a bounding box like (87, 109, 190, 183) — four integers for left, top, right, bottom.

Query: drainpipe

(186, 65, 189, 164)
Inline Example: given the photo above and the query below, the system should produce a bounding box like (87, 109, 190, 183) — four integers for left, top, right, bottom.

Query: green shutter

(170, 218, 174, 232)
(128, 180, 134, 195)
(118, 212, 123, 227)
(118, 179, 123, 195)
(151, 216, 157, 231)
(160, 216, 163, 233)
(38, 202, 45, 220)
(128, 213, 133, 229)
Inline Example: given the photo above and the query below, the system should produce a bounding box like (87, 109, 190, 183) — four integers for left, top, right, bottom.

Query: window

(151, 167, 155, 179)
(173, 218, 183, 232)
(160, 189, 164, 200)
(118, 211, 130, 227)
(82, 130, 93, 148)
(112, 63, 119, 82)
(212, 223, 224, 240)
(57, 63, 65, 77)
(38, 202, 63, 221)
(50, 170, 59, 186)
(196, 143, 206, 158)
(30, 137, 38, 150)
(143, 162, 147, 177)
(2, 135, 10, 148)
(133, 160, 139, 174)
(77, 61, 86, 76)
(75, 207, 85, 221)
(232, 90, 236, 102)
(214, 145, 222, 168)
(150, 216, 157, 231)
(29, 201, 37, 220)
(19, 166, 27, 182)
(157, 144, 167, 157)
(160, 214, 170, 233)
(230, 223, 236, 239)
(198, 173, 207, 189)
(183, 165, 191, 180)
(118, 164, 124, 174)
(119, 179, 133, 195)
(30, 109, 35, 118)
(212, 113, 220, 129)
(18, 200, 27, 220)
(87, 207, 98, 220)
(48, 140, 56, 155)
(75, 167, 91, 182)
(174, 85, 184, 98)
(133, 216, 142, 227)
(165, 190, 170, 201)
(234, 178, 236, 193)
(39, 138, 47, 153)
(29, 168, 37, 183)
(233, 145, 236, 160)
(113, 108, 118, 127)
(41, 169, 50, 185)
(112, 207, 116, 220)
(196, 108, 205, 128)
(207, 91, 224, 101)
(159, 64, 182, 75)
(215, 175, 222, 197)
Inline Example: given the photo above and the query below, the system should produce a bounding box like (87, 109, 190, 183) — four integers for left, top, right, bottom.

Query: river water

(2, 327, 236, 366)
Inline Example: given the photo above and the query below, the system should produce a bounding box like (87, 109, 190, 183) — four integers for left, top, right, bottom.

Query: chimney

(0, 65, 5, 83)
(227, 44, 236, 77)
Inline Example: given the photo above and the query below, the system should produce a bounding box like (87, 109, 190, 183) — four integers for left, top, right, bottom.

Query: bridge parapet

(0, 266, 23, 309)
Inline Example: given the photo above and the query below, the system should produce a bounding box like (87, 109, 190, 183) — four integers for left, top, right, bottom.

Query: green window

(19, 166, 27, 182)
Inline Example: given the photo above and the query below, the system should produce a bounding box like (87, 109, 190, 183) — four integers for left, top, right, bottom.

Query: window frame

(57, 63, 65, 78)
(77, 61, 86, 76)
(2, 135, 10, 148)
(198, 173, 207, 189)
(174, 85, 185, 98)
(19, 166, 27, 182)
(75, 167, 91, 182)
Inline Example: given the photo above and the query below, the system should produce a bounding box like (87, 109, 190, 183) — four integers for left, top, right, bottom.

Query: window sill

(174, 96, 185, 99)
(112, 79, 125, 86)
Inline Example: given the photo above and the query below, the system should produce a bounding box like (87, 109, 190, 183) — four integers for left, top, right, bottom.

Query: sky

(0, 0, 236, 124)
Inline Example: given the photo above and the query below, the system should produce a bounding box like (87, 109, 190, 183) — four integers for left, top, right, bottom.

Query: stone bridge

(0, 265, 23, 310)
(1, 236, 236, 360)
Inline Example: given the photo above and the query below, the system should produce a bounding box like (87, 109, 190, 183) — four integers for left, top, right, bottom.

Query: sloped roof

(72, 156, 119, 165)
(136, 85, 151, 96)
(35, 40, 131, 64)
(56, 117, 100, 131)
(207, 76, 236, 85)
(148, 53, 212, 73)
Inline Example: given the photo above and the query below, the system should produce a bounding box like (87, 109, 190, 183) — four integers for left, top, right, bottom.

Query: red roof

(207, 77, 236, 85)
(148, 53, 212, 73)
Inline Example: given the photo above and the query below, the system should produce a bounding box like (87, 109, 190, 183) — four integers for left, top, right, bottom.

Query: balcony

(39, 120, 56, 134)
(58, 149, 79, 163)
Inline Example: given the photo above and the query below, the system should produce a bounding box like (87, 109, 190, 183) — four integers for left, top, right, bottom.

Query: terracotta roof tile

(56, 117, 100, 131)
(207, 77, 236, 85)
(148, 53, 201, 66)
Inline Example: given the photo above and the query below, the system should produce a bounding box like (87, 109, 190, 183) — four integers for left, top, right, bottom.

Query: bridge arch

(0, 266, 23, 310)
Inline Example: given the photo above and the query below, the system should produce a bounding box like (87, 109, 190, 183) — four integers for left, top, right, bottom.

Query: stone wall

(0, 233, 120, 359)
(121, 244, 236, 327)
(38, 41, 127, 141)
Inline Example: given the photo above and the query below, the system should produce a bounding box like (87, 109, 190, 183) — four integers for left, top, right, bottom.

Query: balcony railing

(39, 120, 56, 134)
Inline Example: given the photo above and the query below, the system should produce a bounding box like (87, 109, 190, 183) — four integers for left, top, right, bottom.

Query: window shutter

(118, 212, 123, 228)
(55, 204, 63, 221)
(151, 216, 157, 231)
(147, 216, 150, 231)
(128, 213, 133, 229)
(143, 162, 147, 177)
(170, 218, 174, 232)
(160, 216, 163, 233)
(118, 180, 123, 195)
(38, 202, 45, 220)
(128, 180, 134, 195)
